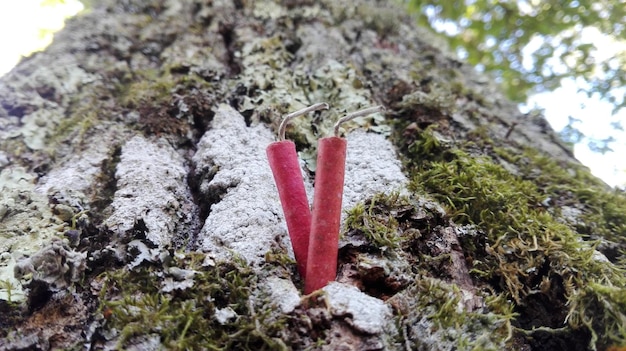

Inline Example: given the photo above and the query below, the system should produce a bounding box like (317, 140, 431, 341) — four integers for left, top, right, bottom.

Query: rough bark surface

(1, 1, 625, 350)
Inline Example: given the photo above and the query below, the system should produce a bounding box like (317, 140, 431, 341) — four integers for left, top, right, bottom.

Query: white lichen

(265, 276, 301, 314)
(105, 135, 198, 248)
(323, 282, 393, 335)
(193, 104, 288, 265)
(343, 130, 408, 211)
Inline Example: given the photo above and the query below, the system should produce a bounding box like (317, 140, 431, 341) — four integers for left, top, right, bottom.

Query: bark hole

(91, 145, 122, 221)
(218, 21, 241, 76)
(188, 162, 239, 235)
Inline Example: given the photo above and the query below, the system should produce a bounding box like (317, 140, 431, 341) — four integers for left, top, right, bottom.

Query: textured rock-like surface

(35, 138, 110, 198)
(343, 130, 408, 210)
(193, 104, 286, 264)
(105, 135, 198, 247)
(0, 166, 63, 301)
(324, 282, 393, 335)
(264, 276, 301, 314)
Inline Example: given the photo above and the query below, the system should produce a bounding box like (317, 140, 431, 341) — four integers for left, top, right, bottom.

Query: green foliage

(407, 0, 626, 113)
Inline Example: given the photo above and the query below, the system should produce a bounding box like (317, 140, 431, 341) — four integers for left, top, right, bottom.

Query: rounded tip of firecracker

(279, 102, 330, 140)
(334, 105, 386, 136)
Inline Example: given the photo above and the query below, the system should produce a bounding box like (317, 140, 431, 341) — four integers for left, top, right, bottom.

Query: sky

(0, 1, 624, 188)
(0, 0, 84, 74)
(525, 80, 626, 188)
(522, 26, 626, 188)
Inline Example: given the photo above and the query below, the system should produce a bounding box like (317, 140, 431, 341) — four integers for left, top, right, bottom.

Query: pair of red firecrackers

(266, 103, 385, 294)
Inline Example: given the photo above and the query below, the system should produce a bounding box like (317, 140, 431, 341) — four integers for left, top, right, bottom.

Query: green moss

(47, 105, 98, 154)
(392, 277, 515, 351)
(0, 280, 19, 304)
(397, 83, 457, 116)
(403, 126, 626, 349)
(115, 67, 214, 109)
(117, 69, 174, 108)
(345, 192, 405, 251)
(100, 252, 289, 350)
(342, 191, 521, 349)
(265, 248, 297, 269)
(500, 146, 626, 252)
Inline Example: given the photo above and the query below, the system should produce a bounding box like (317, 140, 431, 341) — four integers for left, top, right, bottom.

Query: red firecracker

(267, 103, 328, 278)
(304, 105, 385, 294)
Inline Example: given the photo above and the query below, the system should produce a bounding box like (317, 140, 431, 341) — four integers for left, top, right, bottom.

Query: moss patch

(391, 277, 515, 351)
(495, 146, 626, 260)
(345, 193, 406, 252)
(100, 253, 290, 350)
(401, 125, 626, 350)
(342, 191, 516, 349)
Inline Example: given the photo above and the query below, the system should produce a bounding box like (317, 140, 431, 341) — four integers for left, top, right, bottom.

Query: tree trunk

(1, 0, 624, 350)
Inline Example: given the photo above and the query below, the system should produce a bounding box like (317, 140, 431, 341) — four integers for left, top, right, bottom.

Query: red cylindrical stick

(304, 137, 347, 294)
(266, 102, 328, 279)
(267, 141, 312, 278)
(304, 105, 385, 294)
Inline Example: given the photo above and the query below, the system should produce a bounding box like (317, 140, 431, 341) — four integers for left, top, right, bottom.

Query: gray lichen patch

(264, 276, 301, 314)
(17, 109, 65, 151)
(343, 130, 408, 211)
(35, 136, 112, 213)
(0, 166, 66, 301)
(14, 238, 86, 291)
(193, 104, 288, 265)
(0, 59, 98, 155)
(295, 22, 348, 68)
(104, 135, 198, 248)
(0, 133, 111, 303)
(232, 3, 386, 143)
(159, 33, 228, 81)
(323, 282, 394, 335)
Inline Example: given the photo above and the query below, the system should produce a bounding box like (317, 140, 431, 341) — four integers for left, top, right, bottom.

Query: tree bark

(1, 0, 624, 350)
